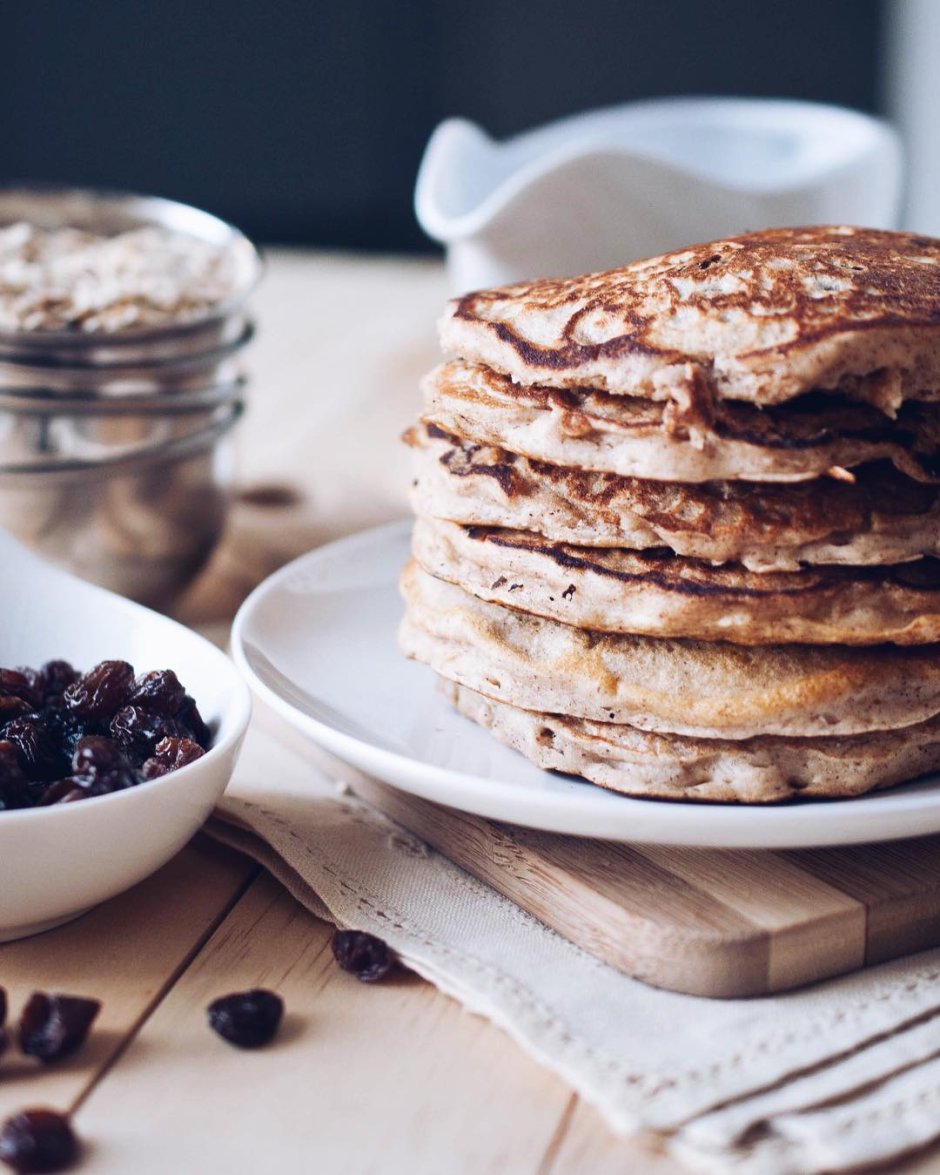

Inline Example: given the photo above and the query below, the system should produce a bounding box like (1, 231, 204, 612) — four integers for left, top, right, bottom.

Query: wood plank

(73, 872, 583, 1175)
(0, 838, 256, 1120)
(787, 837, 940, 964)
(348, 776, 766, 997)
(543, 1099, 684, 1175)
(637, 845, 866, 993)
(349, 776, 869, 998)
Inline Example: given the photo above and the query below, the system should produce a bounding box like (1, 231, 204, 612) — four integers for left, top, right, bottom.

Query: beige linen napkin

(208, 717, 940, 1175)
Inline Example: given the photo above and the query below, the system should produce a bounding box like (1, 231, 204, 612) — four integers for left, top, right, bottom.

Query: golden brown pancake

(413, 516, 940, 645)
(409, 425, 940, 571)
(399, 561, 940, 740)
(403, 226, 940, 804)
(422, 359, 940, 483)
(444, 680, 940, 804)
(440, 226, 940, 410)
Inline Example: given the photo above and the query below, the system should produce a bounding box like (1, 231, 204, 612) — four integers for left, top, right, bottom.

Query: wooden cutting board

(192, 481, 940, 1002)
(347, 773, 940, 999)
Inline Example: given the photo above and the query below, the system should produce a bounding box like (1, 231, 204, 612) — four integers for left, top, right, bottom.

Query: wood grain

(787, 840, 940, 964)
(348, 775, 940, 999)
(74, 872, 579, 1175)
(0, 839, 255, 1121)
(544, 1100, 684, 1175)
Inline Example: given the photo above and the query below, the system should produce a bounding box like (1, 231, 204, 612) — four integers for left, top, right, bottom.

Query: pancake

(408, 425, 940, 571)
(440, 226, 940, 410)
(422, 360, 940, 484)
(444, 680, 940, 804)
(412, 516, 940, 646)
(399, 561, 940, 739)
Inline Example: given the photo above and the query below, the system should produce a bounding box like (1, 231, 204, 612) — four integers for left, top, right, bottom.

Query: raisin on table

(331, 930, 398, 983)
(0, 1109, 78, 1173)
(18, 994, 101, 1063)
(207, 989, 284, 1048)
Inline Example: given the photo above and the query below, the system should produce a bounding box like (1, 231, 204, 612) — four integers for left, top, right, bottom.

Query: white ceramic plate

(232, 521, 940, 849)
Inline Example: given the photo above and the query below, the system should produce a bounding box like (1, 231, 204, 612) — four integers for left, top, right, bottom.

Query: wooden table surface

(4, 251, 938, 1174)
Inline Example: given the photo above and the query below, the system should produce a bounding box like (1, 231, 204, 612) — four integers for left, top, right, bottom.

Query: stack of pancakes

(400, 226, 940, 803)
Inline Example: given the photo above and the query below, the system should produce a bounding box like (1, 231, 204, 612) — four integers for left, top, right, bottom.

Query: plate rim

(231, 520, 940, 849)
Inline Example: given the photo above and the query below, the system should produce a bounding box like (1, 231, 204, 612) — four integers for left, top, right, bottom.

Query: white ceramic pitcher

(415, 97, 903, 293)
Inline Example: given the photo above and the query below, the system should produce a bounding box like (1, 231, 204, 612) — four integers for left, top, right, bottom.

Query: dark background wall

(2, 0, 884, 251)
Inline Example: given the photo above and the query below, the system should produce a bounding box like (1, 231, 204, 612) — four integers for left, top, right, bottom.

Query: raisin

(38, 710, 83, 760)
(3, 719, 67, 783)
(109, 707, 184, 763)
(0, 698, 31, 730)
(141, 736, 204, 780)
(330, 930, 398, 982)
(0, 662, 207, 810)
(0, 671, 42, 710)
(129, 670, 185, 716)
(67, 737, 135, 794)
(37, 663, 77, 704)
(70, 737, 122, 777)
(37, 781, 86, 807)
(207, 989, 283, 1048)
(69, 737, 136, 794)
(0, 743, 30, 811)
(63, 661, 133, 723)
(0, 1109, 78, 1173)
(18, 994, 101, 1062)
(176, 695, 211, 749)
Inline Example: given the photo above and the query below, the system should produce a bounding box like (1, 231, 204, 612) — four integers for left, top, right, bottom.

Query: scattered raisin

(0, 1109, 78, 1173)
(330, 930, 398, 983)
(63, 661, 134, 723)
(18, 994, 101, 1063)
(207, 990, 284, 1048)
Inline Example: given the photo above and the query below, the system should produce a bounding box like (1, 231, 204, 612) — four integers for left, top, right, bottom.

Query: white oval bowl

(0, 531, 251, 939)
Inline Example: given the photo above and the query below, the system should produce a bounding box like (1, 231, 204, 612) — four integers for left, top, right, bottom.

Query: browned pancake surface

(440, 226, 940, 408)
(409, 424, 940, 569)
(399, 561, 940, 739)
(422, 359, 940, 483)
(413, 516, 940, 645)
(445, 681, 940, 804)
